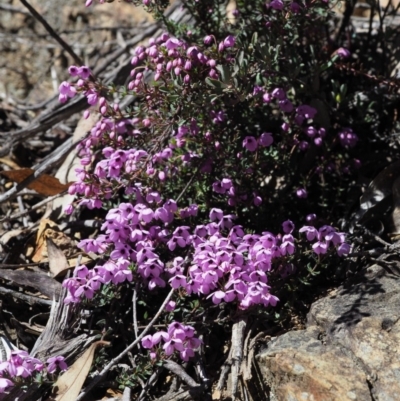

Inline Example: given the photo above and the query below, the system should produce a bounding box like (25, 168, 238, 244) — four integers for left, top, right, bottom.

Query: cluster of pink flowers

(63, 184, 351, 311)
(242, 132, 274, 152)
(268, 0, 303, 12)
(141, 322, 202, 361)
(299, 224, 350, 256)
(338, 127, 358, 148)
(0, 350, 67, 393)
(58, 65, 92, 104)
(128, 33, 235, 90)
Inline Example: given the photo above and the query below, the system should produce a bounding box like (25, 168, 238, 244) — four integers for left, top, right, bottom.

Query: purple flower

(163, 338, 184, 355)
(68, 65, 80, 76)
(223, 35, 236, 48)
(47, 356, 68, 374)
(296, 105, 317, 119)
(306, 214, 317, 222)
(280, 239, 295, 255)
(165, 38, 181, 50)
(296, 188, 308, 199)
(204, 35, 213, 45)
(79, 66, 91, 79)
(165, 300, 176, 312)
(279, 99, 294, 113)
(338, 127, 358, 148)
(169, 275, 187, 289)
(337, 47, 351, 59)
(337, 242, 351, 256)
(243, 136, 258, 152)
(282, 220, 295, 234)
(263, 92, 272, 103)
(253, 195, 262, 206)
(312, 241, 328, 255)
(259, 132, 274, 147)
(221, 178, 233, 189)
(290, 2, 301, 12)
(210, 208, 224, 221)
(270, 0, 284, 9)
(272, 88, 286, 100)
(299, 226, 318, 241)
(209, 290, 226, 304)
(306, 126, 318, 138)
(0, 378, 13, 393)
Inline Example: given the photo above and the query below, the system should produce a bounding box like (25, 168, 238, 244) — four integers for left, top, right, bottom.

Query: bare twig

(217, 347, 233, 391)
(0, 287, 53, 306)
(231, 316, 247, 399)
(195, 355, 211, 389)
(19, 0, 83, 66)
(0, 4, 30, 15)
(132, 284, 140, 350)
(16, 193, 29, 227)
(163, 360, 200, 388)
(76, 288, 175, 401)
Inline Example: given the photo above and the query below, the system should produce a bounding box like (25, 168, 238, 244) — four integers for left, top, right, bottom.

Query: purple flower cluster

(260, 86, 322, 146)
(0, 350, 67, 393)
(127, 33, 236, 90)
(299, 225, 350, 256)
(338, 127, 358, 148)
(141, 322, 201, 361)
(64, 188, 199, 302)
(267, 0, 304, 12)
(242, 132, 274, 152)
(168, 211, 290, 310)
(59, 65, 94, 104)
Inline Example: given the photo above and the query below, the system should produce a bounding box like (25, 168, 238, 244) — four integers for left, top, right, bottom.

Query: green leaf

(216, 65, 232, 84)
(205, 78, 229, 90)
(251, 32, 258, 46)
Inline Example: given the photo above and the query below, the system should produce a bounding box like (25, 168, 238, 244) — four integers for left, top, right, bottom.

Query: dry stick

(163, 360, 199, 388)
(0, 286, 53, 306)
(230, 316, 247, 400)
(195, 354, 211, 389)
(19, 0, 83, 66)
(16, 192, 28, 227)
(217, 345, 233, 391)
(132, 284, 140, 350)
(0, 193, 62, 223)
(0, 3, 31, 15)
(75, 288, 175, 401)
(0, 137, 74, 204)
(0, 97, 87, 158)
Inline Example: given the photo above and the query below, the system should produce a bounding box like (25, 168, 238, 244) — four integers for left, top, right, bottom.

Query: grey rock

(256, 264, 400, 400)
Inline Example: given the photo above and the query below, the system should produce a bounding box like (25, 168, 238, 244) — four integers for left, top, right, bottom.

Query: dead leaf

(46, 341, 110, 401)
(47, 238, 71, 278)
(30, 219, 75, 263)
(1, 168, 70, 196)
(0, 269, 61, 299)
